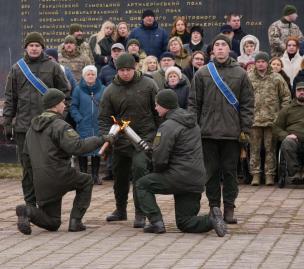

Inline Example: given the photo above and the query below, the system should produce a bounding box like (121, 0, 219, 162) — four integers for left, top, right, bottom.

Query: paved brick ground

(0, 178, 303, 269)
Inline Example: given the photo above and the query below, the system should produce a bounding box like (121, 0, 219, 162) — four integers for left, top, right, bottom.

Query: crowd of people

(2, 5, 304, 237)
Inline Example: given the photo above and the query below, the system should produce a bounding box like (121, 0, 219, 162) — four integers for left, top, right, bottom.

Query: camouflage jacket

(268, 18, 304, 57)
(58, 41, 94, 64)
(58, 48, 91, 83)
(248, 68, 291, 127)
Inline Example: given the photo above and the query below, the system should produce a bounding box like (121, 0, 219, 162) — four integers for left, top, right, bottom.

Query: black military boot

(91, 156, 102, 185)
(143, 220, 166, 234)
(78, 156, 88, 173)
(68, 218, 86, 232)
(133, 213, 146, 228)
(209, 207, 227, 237)
(106, 209, 127, 222)
(16, 204, 32, 235)
(224, 204, 238, 224)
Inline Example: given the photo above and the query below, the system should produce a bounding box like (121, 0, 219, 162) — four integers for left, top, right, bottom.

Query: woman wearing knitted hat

(184, 26, 208, 55)
(164, 66, 189, 109)
(70, 65, 105, 185)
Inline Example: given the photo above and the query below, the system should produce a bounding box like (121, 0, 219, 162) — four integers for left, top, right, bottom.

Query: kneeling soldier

(136, 89, 227, 236)
(16, 88, 106, 235)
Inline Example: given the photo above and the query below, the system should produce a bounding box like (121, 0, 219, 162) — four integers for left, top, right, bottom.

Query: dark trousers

(28, 174, 93, 231)
(281, 137, 303, 176)
(15, 132, 36, 206)
(136, 173, 213, 233)
(112, 150, 150, 213)
(202, 139, 240, 208)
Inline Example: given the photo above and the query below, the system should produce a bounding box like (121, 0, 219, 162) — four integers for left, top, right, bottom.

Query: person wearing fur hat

(126, 39, 147, 71)
(70, 65, 105, 185)
(59, 35, 92, 83)
(136, 89, 227, 236)
(248, 51, 290, 186)
(3, 32, 68, 207)
(268, 4, 304, 57)
(58, 23, 94, 64)
(164, 66, 189, 109)
(99, 53, 159, 228)
(184, 26, 208, 55)
(15, 88, 108, 235)
(237, 35, 260, 68)
(188, 34, 254, 224)
(128, 9, 168, 58)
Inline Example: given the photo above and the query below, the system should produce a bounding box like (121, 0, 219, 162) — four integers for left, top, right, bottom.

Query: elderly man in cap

(248, 51, 290, 186)
(273, 81, 304, 181)
(58, 23, 94, 63)
(59, 35, 91, 83)
(268, 4, 304, 57)
(99, 53, 159, 228)
(151, 51, 190, 90)
(129, 9, 168, 59)
(188, 34, 254, 224)
(98, 43, 125, 86)
(136, 89, 227, 236)
(3, 32, 68, 207)
(15, 88, 107, 235)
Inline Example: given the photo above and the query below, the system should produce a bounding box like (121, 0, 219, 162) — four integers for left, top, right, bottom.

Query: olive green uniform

(23, 111, 104, 231)
(137, 108, 213, 233)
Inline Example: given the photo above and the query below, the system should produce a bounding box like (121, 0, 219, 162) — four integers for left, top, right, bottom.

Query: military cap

(43, 88, 65, 109)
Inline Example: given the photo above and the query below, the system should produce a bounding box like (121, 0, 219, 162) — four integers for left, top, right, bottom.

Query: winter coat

(170, 32, 191, 44)
(248, 67, 291, 127)
(99, 71, 159, 153)
(98, 58, 117, 86)
(58, 41, 94, 64)
(188, 57, 254, 139)
(89, 35, 114, 72)
(184, 41, 208, 55)
(164, 79, 189, 109)
(268, 18, 304, 57)
(232, 27, 247, 56)
(3, 53, 68, 133)
(273, 100, 304, 141)
(237, 35, 260, 66)
(128, 21, 168, 59)
(281, 51, 303, 87)
(61, 65, 77, 92)
(174, 49, 191, 69)
(152, 108, 206, 193)
(151, 69, 190, 90)
(59, 48, 91, 82)
(182, 65, 199, 82)
(70, 78, 105, 156)
(23, 111, 104, 206)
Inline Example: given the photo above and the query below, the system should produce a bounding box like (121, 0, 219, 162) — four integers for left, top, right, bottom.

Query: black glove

(3, 118, 13, 140)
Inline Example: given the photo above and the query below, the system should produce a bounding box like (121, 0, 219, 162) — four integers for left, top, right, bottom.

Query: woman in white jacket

(237, 35, 260, 68)
(281, 36, 303, 87)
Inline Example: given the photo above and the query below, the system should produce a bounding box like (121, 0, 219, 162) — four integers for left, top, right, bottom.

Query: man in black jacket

(136, 89, 227, 236)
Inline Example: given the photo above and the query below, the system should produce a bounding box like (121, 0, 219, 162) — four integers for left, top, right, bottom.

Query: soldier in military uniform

(16, 89, 107, 235)
(268, 5, 303, 57)
(248, 52, 290, 185)
(136, 89, 227, 237)
(99, 53, 159, 228)
(3, 32, 68, 207)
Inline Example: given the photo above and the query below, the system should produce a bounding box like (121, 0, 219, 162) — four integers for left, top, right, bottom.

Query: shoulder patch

(153, 131, 161, 147)
(66, 128, 79, 138)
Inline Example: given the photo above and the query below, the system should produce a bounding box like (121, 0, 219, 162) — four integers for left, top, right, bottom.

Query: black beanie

(116, 53, 136, 70)
(190, 26, 204, 37)
(24, 32, 45, 49)
(212, 34, 232, 49)
(127, 39, 140, 48)
(43, 88, 65, 110)
(45, 48, 58, 62)
(142, 9, 155, 19)
(283, 5, 297, 16)
(160, 51, 175, 61)
(69, 23, 83, 35)
(156, 89, 179, 109)
(255, 51, 270, 62)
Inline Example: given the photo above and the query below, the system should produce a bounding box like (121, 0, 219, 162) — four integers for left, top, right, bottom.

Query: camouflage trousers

(250, 127, 276, 176)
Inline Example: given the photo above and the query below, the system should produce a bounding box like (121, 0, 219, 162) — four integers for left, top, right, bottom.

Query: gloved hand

(239, 132, 250, 144)
(3, 117, 13, 140)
